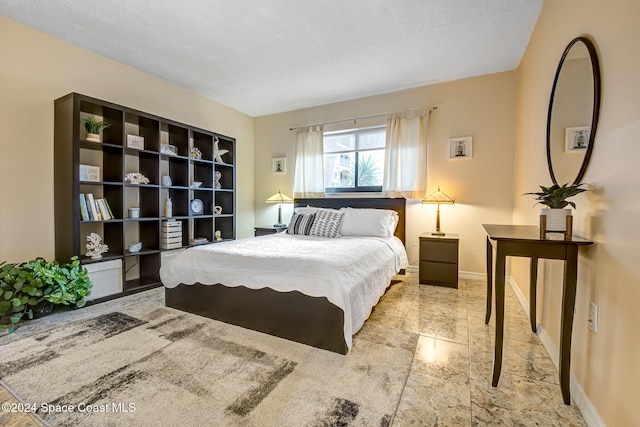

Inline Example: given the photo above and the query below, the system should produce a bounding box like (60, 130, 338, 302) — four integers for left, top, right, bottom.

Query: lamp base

(431, 231, 446, 236)
(274, 223, 287, 228)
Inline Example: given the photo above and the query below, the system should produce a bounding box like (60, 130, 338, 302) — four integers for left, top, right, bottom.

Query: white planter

(541, 208, 572, 232)
(86, 133, 101, 142)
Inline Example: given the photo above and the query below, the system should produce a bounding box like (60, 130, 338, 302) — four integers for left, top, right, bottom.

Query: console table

(482, 224, 593, 405)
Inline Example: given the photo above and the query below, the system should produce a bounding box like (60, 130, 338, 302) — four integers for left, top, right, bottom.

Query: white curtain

(383, 112, 428, 199)
(293, 125, 325, 198)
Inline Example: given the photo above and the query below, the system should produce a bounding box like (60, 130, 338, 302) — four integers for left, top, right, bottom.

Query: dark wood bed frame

(165, 197, 406, 354)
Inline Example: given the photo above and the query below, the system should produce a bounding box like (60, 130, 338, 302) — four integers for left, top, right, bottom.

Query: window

(323, 126, 385, 193)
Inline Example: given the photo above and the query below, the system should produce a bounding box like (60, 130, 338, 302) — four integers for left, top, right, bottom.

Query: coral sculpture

(86, 233, 108, 259)
(124, 172, 150, 185)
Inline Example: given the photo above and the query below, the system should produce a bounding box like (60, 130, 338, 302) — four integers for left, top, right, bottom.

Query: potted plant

(0, 256, 92, 333)
(81, 117, 110, 142)
(524, 183, 587, 232)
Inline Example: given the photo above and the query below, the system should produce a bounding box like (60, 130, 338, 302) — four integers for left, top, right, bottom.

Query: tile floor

(0, 274, 587, 426)
(376, 274, 587, 426)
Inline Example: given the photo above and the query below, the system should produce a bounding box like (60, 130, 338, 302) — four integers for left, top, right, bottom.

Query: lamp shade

(265, 191, 294, 204)
(421, 187, 454, 205)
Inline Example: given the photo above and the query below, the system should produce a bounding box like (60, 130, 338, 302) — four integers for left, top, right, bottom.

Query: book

(96, 199, 111, 220)
(79, 194, 89, 221)
(103, 198, 115, 219)
(94, 201, 103, 220)
(86, 193, 99, 221)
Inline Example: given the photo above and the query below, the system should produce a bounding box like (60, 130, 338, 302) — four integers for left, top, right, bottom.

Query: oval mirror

(546, 36, 601, 185)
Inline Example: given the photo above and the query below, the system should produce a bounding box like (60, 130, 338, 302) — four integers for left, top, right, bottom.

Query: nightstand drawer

(420, 240, 458, 263)
(419, 261, 458, 286)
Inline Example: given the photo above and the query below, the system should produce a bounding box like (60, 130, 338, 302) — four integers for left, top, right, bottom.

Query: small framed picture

(79, 164, 101, 182)
(126, 134, 145, 150)
(449, 137, 472, 159)
(272, 157, 286, 174)
(565, 126, 590, 152)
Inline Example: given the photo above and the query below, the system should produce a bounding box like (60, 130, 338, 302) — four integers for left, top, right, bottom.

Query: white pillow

(339, 207, 398, 238)
(295, 206, 318, 214)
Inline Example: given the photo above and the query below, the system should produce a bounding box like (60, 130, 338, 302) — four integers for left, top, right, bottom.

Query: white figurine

(215, 230, 222, 241)
(190, 147, 202, 160)
(213, 136, 229, 164)
(86, 232, 109, 259)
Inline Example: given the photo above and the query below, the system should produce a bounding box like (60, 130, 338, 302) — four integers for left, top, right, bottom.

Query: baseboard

(507, 277, 605, 427)
(459, 270, 486, 281)
(406, 265, 418, 274)
(406, 268, 487, 281)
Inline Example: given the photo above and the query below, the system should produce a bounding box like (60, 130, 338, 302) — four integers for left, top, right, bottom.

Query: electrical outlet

(588, 302, 598, 333)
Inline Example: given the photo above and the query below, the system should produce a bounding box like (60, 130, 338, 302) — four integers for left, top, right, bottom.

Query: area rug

(0, 291, 417, 426)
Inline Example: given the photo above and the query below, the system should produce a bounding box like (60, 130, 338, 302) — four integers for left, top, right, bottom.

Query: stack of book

(189, 237, 209, 245)
(162, 220, 183, 249)
(80, 193, 114, 221)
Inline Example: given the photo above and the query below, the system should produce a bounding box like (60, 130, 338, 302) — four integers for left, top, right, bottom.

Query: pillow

(340, 207, 398, 238)
(295, 206, 318, 214)
(309, 209, 345, 238)
(287, 212, 316, 235)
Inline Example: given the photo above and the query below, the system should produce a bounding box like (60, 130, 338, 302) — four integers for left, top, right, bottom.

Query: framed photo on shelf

(126, 134, 144, 150)
(565, 126, 590, 152)
(79, 164, 100, 182)
(449, 137, 472, 159)
(272, 157, 286, 174)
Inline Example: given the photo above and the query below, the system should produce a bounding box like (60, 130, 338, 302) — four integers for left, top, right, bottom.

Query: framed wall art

(449, 137, 472, 159)
(272, 157, 286, 174)
(565, 126, 590, 152)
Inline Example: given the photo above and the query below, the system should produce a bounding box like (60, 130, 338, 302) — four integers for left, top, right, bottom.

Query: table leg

(560, 245, 579, 405)
(491, 245, 506, 387)
(485, 237, 493, 324)
(530, 257, 538, 333)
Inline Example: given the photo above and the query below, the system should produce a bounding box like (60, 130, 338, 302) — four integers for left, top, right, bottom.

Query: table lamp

(265, 191, 294, 227)
(422, 186, 455, 236)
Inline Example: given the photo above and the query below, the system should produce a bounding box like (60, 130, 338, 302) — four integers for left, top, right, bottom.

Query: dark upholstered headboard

(293, 197, 406, 244)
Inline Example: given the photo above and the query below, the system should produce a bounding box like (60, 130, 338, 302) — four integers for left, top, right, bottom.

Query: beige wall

(254, 72, 517, 272)
(0, 18, 255, 263)
(513, 1, 640, 425)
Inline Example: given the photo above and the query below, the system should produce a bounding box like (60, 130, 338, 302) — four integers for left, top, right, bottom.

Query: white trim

(508, 276, 605, 427)
(459, 270, 486, 281)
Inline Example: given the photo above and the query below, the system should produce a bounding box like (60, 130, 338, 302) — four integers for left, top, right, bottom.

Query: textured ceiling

(0, 0, 542, 117)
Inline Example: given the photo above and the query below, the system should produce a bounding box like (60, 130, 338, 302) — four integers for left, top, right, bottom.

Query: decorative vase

(541, 208, 572, 232)
(86, 133, 101, 142)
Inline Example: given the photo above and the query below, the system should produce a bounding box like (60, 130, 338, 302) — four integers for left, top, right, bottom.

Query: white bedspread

(160, 233, 409, 349)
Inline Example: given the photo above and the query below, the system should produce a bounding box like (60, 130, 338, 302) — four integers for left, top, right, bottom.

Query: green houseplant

(0, 256, 92, 333)
(524, 183, 587, 232)
(81, 117, 110, 142)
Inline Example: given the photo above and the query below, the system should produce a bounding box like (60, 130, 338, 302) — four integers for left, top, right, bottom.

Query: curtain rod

(288, 106, 438, 131)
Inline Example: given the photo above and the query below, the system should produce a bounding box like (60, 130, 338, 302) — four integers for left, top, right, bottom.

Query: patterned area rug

(0, 288, 417, 426)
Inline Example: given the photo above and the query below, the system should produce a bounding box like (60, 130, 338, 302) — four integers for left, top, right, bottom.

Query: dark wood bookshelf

(54, 93, 236, 300)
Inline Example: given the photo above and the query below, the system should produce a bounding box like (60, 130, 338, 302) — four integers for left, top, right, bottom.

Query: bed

(161, 197, 407, 354)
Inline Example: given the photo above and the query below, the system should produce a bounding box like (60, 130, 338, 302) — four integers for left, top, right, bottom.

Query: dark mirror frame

(546, 36, 601, 185)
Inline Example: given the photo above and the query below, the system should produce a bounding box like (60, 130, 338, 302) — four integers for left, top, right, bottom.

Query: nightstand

(419, 233, 459, 288)
(254, 225, 287, 236)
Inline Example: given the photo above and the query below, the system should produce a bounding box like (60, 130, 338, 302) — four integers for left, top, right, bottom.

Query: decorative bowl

(192, 181, 202, 188)
(128, 242, 142, 253)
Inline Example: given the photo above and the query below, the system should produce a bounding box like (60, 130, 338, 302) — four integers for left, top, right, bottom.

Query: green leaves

(0, 256, 92, 333)
(524, 183, 587, 209)
(81, 117, 110, 134)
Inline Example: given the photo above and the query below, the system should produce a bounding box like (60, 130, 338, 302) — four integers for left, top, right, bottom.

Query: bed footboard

(165, 283, 348, 354)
